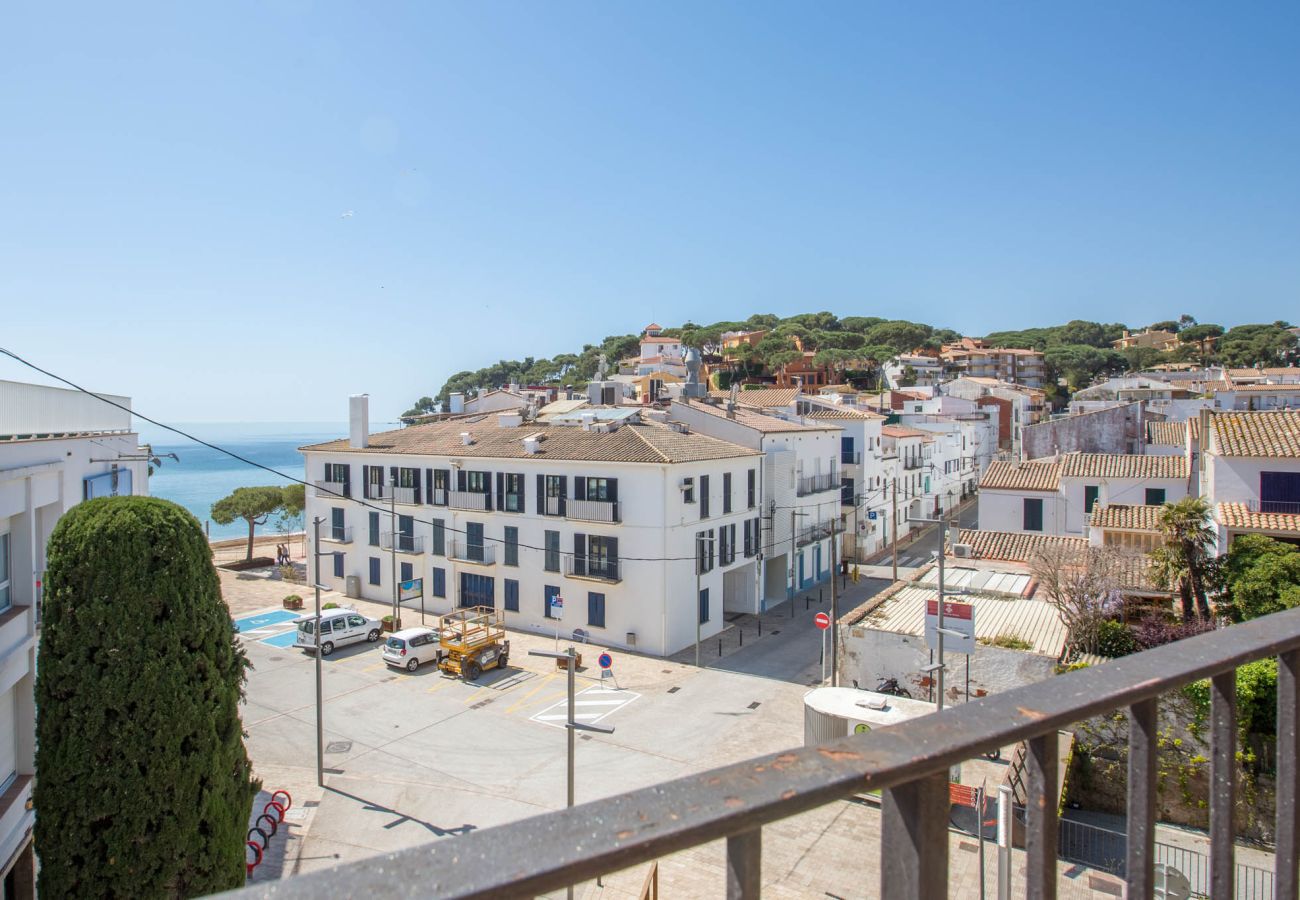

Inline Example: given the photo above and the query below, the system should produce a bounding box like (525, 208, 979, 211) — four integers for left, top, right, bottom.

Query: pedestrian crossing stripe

(529, 685, 640, 729)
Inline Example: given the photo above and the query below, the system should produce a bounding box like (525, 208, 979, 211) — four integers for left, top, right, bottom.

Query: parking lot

(229, 572, 813, 881)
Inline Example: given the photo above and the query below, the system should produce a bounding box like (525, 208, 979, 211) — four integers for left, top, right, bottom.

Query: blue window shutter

(333, 552, 344, 578)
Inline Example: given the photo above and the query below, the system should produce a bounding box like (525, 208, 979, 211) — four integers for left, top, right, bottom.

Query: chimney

(349, 394, 369, 448)
(498, 413, 523, 428)
(449, 392, 465, 414)
(580, 413, 596, 431)
(461, 432, 474, 446)
(523, 435, 542, 455)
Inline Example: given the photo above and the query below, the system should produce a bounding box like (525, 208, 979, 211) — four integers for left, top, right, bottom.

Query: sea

(137, 421, 372, 541)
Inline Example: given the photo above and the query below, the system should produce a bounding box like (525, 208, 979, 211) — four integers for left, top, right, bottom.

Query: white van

(293, 608, 382, 656)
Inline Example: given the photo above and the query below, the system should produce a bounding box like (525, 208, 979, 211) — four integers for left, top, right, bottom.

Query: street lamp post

(309, 516, 338, 787)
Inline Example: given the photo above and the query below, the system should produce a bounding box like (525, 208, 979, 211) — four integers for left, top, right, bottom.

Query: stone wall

(1021, 402, 1143, 460)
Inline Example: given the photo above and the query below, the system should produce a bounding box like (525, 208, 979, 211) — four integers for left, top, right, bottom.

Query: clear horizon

(3, 2, 1297, 422)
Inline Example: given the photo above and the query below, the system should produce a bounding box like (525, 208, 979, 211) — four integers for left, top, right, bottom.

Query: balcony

(362, 484, 390, 501)
(393, 486, 419, 505)
(566, 498, 620, 523)
(430, 487, 448, 505)
(449, 540, 495, 565)
(320, 525, 352, 544)
(840, 450, 862, 465)
(313, 480, 348, 499)
(1250, 499, 1300, 516)
(902, 457, 925, 471)
(797, 471, 839, 496)
(380, 532, 424, 554)
(449, 490, 489, 511)
(231, 606, 1300, 900)
(566, 557, 621, 583)
(796, 522, 832, 547)
(544, 496, 566, 517)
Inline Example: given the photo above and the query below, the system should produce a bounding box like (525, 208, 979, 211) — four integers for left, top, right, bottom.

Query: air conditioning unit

(952, 543, 974, 558)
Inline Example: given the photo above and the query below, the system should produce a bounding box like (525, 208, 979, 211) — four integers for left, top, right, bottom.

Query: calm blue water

(138, 422, 348, 540)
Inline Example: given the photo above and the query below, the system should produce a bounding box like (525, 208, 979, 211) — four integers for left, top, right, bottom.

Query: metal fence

(227, 606, 1300, 900)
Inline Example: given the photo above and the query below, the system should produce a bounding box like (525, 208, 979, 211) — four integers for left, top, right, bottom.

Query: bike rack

(245, 789, 295, 880)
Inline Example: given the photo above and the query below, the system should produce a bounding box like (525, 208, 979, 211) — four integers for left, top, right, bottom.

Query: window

(1084, 485, 1099, 514)
(1023, 498, 1044, 532)
(400, 561, 413, 583)
(583, 535, 619, 579)
(696, 530, 715, 573)
(588, 592, 606, 628)
(584, 477, 614, 501)
(363, 465, 385, 499)
(331, 507, 345, 540)
(432, 567, 446, 598)
(723, 473, 732, 514)
(397, 466, 421, 501)
(466, 470, 489, 493)
(743, 519, 757, 558)
(1145, 488, 1166, 506)
(543, 475, 567, 516)
(432, 519, 445, 556)
(501, 473, 524, 512)
(332, 551, 344, 578)
(396, 514, 415, 552)
(682, 477, 695, 504)
(324, 462, 350, 495)
(700, 475, 710, 518)
(504, 526, 519, 566)
(545, 584, 561, 619)
(720, 524, 736, 565)
(369, 557, 382, 585)
(841, 477, 854, 506)
(1261, 471, 1300, 513)
(544, 530, 560, 572)
(841, 436, 855, 465)
(698, 587, 710, 625)
(433, 469, 450, 505)
(368, 512, 380, 547)
(747, 469, 756, 509)
(504, 579, 520, 612)
(466, 522, 485, 562)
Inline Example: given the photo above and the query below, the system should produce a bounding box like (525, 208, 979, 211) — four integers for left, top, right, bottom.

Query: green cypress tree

(35, 496, 258, 898)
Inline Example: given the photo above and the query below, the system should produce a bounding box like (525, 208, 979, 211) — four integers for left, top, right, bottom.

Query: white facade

(0, 381, 149, 893)
(304, 411, 763, 658)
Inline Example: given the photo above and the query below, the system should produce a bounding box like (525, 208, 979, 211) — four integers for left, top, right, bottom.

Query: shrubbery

(1094, 619, 1139, 658)
(34, 496, 258, 898)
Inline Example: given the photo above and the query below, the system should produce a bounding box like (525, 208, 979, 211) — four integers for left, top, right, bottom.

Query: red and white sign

(814, 612, 831, 630)
(924, 599, 975, 655)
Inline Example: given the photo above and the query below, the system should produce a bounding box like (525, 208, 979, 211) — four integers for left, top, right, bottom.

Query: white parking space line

(529, 686, 640, 729)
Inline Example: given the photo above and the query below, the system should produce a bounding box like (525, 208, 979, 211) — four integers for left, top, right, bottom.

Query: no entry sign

(814, 612, 831, 630)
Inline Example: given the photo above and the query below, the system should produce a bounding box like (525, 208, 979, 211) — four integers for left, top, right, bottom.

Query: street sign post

(598, 652, 612, 669)
(814, 612, 831, 683)
(925, 599, 975, 655)
(399, 577, 425, 624)
(550, 595, 564, 649)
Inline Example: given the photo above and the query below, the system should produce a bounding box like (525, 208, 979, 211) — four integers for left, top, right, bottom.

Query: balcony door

(460, 572, 495, 609)
(1262, 472, 1300, 514)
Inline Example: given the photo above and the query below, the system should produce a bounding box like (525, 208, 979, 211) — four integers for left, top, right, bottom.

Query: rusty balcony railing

(227, 606, 1300, 900)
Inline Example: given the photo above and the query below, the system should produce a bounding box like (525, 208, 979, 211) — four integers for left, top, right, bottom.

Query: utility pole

(788, 509, 796, 613)
(311, 516, 325, 787)
(528, 646, 614, 900)
(390, 472, 399, 625)
(891, 477, 899, 581)
(935, 525, 946, 710)
(829, 516, 839, 686)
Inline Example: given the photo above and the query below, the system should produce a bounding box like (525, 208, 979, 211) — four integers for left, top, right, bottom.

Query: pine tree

(35, 496, 258, 898)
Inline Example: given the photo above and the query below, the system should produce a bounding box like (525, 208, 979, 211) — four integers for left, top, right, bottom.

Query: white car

(383, 627, 444, 672)
(293, 609, 382, 656)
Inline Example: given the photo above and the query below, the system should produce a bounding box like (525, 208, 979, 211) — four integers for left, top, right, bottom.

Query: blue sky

(2, 1, 1297, 423)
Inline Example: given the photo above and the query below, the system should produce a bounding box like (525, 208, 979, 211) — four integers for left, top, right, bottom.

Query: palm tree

(1149, 497, 1218, 619)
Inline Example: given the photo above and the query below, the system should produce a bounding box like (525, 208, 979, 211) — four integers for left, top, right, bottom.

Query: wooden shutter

(574, 477, 587, 501)
(496, 473, 504, 510)
(574, 534, 586, 575)
(426, 469, 433, 504)
(517, 473, 526, 511)
(457, 469, 467, 492)
(536, 474, 544, 514)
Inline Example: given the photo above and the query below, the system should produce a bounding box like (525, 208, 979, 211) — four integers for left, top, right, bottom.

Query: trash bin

(345, 575, 361, 599)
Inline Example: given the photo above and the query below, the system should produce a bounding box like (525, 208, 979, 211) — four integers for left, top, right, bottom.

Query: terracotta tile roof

(1217, 502, 1300, 534)
(1058, 452, 1189, 480)
(1090, 504, 1162, 532)
(802, 406, 885, 420)
(957, 530, 1163, 593)
(1228, 367, 1300, 379)
(678, 399, 837, 434)
(882, 425, 934, 441)
(1208, 411, 1300, 457)
(708, 387, 800, 408)
(957, 529, 1085, 561)
(302, 416, 761, 464)
(1223, 383, 1300, 393)
(978, 459, 1061, 492)
(1146, 421, 1187, 446)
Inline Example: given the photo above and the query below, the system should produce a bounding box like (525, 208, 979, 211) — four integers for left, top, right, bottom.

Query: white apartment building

(667, 399, 843, 609)
(304, 397, 763, 657)
(977, 452, 1191, 537)
(1201, 410, 1300, 551)
(796, 402, 886, 560)
(0, 380, 150, 896)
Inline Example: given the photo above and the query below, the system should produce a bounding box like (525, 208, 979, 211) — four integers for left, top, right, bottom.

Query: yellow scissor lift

(437, 606, 510, 682)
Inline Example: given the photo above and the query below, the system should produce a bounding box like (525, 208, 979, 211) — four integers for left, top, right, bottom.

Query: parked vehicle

(293, 608, 382, 656)
(383, 627, 444, 672)
(438, 606, 510, 681)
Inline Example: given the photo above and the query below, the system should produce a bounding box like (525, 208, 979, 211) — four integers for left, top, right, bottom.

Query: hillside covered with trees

(402, 312, 1297, 418)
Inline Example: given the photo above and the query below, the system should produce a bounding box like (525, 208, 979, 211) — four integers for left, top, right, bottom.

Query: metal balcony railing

(1250, 499, 1300, 516)
(380, 532, 424, 554)
(796, 470, 839, 496)
(320, 525, 352, 544)
(362, 483, 389, 501)
(449, 490, 489, 511)
(565, 557, 621, 582)
(902, 457, 925, 471)
(840, 450, 862, 465)
(313, 480, 348, 499)
(232, 606, 1300, 899)
(449, 541, 495, 565)
(430, 487, 448, 506)
(566, 498, 620, 523)
(393, 486, 419, 505)
(796, 522, 832, 547)
(544, 496, 565, 516)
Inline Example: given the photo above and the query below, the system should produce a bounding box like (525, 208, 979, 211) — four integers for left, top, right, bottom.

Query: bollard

(739, 629, 743, 647)
(805, 597, 809, 610)
(718, 638, 722, 656)
(819, 588, 823, 604)
(758, 619, 762, 637)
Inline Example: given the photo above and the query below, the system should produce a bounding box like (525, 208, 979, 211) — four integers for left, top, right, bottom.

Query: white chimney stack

(449, 392, 465, 414)
(461, 432, 474, 446)
(349, 394, 369, 448)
